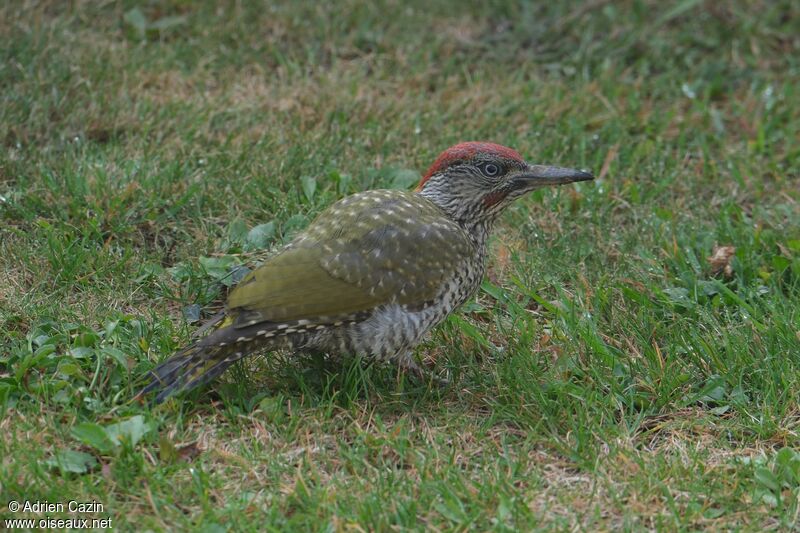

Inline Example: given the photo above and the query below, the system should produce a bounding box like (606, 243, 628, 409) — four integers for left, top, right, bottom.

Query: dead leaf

(177, 442, 202, 461)
(708, 245, 735, 278)
(597, 143, 619, 181)
(487, 241, 513, 283)
(495, 242, 511, 272)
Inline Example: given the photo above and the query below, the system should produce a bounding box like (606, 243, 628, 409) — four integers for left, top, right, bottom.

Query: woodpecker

(141, 142, 593, 402)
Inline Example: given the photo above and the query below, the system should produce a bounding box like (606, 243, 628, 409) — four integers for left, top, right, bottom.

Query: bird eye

(481, 163, 501, 177)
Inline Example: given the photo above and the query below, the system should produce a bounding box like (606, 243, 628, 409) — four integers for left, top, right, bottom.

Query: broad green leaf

(226, 218, 249, 243)
(334, 172, 352, 195)
(71, 422, 115, 453)
(300, 176, 317, 202)
(772, 255, 791, 272)
(56, 361, 84, 378)
(45, 449, 98, 474)
(228, 265, 251, 285)
(102, 346, 129, 368)
(282, 214, 308, 240)
(149, 15, 187, 32)
(246, 222, 276, 250)
(67, 346, 94, 358)
(74, 331, 100, 347)
(123, 8, 147, 39)
(183, 304, 202, 322)
(199, 255, 240, 281)
(105, 415, 151, 448)
(754, 467, 780, 492)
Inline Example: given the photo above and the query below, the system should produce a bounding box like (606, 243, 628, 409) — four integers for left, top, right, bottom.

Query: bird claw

(397, 358, 450, 389)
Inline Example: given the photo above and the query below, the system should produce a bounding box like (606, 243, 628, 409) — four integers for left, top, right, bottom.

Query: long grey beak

(513, 164, 595, 188)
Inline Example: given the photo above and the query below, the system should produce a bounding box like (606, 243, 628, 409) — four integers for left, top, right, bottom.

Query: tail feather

(139, 315, 320, 403)
(139, 325, 256, 403)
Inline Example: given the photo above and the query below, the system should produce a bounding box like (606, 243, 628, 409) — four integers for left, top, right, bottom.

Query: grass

(1, 0, 799, 529)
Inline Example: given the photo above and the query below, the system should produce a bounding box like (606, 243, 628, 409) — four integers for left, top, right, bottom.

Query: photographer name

(17, 500, 104, 514)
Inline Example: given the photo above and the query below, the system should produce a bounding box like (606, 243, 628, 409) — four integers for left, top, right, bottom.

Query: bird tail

(139, 320, 253, 403)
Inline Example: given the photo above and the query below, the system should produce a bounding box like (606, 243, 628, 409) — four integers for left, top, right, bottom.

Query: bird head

(416, 142, 594, 225)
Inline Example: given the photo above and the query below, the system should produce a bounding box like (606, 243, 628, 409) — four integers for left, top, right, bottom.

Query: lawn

(1, 0, 799, 530)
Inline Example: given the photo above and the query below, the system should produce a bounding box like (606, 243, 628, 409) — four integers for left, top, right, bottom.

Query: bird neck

(417, 189, 494, 252)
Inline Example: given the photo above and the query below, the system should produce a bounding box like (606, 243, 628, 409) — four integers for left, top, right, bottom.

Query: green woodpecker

(141, 142, 593, 402)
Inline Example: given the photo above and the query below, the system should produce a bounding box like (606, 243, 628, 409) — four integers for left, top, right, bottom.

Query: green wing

(226, 190, 474, 327)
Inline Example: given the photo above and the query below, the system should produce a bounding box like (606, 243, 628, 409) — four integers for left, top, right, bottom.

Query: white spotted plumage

(141, 142, 593, 402)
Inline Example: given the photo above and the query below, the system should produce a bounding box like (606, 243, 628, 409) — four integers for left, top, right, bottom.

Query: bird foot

(397, 358, 450, 388)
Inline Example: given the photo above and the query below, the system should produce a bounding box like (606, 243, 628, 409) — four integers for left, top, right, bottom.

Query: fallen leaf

(597, 143, 619, 181)
(495, 242, 511, 273)
(487, 241, 513, 283)
(708, 245, 735, 278)
(178, 442, 202, 461)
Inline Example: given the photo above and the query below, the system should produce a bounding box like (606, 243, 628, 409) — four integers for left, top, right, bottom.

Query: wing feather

(226, 191, 474, 327)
